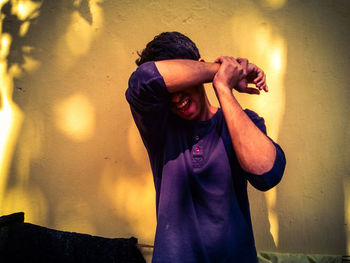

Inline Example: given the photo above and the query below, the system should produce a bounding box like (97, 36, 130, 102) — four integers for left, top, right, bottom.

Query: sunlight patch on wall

(271, 48, 282, 71)
(227, 12, 287, 141)
(21, 54, 40, 72)
(8, 54, 41, 77)
(65, 11, 93, 56)
(265, 188, 279, 246)
(15, 115, 44, 184)
(255, 27, 286, 250)
(57, 0, 104, 69)
(345, 122, 350, 255)
(12, 0, 42, 21)
(100, 163, 156, 244)
(90, 0, 104, 28)
(0, 0, 7, 8)
(255, 33, 286, 141)
(1, 186, 47, 224)
(54, 199, 96, 235)
(0, 0, 46, 224)
(345, 177, 350, 254)
(0, 33, 11, 56)
(54, 93, 96, 142)
(19, 20, 30, 36)
(224, 9, 287, 247)
(259, 0, 287, 10)
(0, 32, 24, 212)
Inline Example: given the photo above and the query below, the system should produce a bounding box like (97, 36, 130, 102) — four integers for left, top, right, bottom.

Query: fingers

(256, 75, 268, 92)
(236, 85, 260, 95)
(213, 57, 222, 64)
(214, 56, 237, 64)
(245, 87, 260, 95)
(253, 68, 268, 92)
(256, 74, 265, 88)
(213, 56, 247, 90)
(253, 68, 264, 84)
(260, 83, 268, 92)
(242, 61, 266, 91)
(236, 57, 248, 64)
(214, 56, 245, 78)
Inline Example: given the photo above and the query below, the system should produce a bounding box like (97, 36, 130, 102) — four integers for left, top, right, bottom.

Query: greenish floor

(258, 252, 342, 263)
(139, 248, 343, 263)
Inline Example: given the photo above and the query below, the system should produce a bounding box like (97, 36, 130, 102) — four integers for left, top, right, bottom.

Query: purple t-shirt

(126, 62, 286, 263)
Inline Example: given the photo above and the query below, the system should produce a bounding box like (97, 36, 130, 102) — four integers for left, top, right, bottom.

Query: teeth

(178, 98, 189, 109)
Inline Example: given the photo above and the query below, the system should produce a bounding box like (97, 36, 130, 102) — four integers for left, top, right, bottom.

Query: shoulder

(126, 61, 168, 103)
(129, 61, 164, 84)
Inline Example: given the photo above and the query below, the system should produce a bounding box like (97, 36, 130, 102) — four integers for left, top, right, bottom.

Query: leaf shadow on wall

(4, 0, 150, 241)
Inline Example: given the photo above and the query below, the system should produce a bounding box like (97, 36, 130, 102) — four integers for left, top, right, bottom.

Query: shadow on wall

(208, 0, 348, 255)
(207, 1, 288, 252)
(247, 0, 348, 255)
(274, 0, 349, 254)
(0, 0, 156, 244)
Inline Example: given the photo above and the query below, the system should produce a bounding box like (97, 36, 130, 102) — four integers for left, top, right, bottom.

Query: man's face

(170, 85, 206, 121)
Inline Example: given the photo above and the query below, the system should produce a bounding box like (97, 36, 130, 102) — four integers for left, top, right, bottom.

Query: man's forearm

(214, 84, 276, 175)
(155, 59, 220, 93)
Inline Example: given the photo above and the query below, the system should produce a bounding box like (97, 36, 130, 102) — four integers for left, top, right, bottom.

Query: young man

(126, 32, 286, 263)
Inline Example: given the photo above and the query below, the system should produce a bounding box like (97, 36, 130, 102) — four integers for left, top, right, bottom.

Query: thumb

(245, 87, 260, 95)
(214, 56, 224, 64)
(238, 78, 248, 88)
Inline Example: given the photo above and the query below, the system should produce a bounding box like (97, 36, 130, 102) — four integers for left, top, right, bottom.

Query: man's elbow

(247, 144, 286, 191)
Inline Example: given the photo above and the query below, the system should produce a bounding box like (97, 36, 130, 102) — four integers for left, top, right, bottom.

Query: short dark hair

(136, 32, 201, 66)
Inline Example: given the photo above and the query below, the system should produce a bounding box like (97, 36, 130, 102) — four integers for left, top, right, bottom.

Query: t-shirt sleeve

(125, 61, 170, 151)
(243, 109, 286, 191)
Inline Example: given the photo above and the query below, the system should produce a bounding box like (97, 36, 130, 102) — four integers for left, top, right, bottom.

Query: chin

(172, 101, 201, 120)
(179, 111, 199, 121)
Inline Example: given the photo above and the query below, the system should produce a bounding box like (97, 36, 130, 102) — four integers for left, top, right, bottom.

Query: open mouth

(177, 97, 191, 113)
(178, 97, 189, 109)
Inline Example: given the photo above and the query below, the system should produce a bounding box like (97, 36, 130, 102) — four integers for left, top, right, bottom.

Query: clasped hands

(213, 56, 268, 95)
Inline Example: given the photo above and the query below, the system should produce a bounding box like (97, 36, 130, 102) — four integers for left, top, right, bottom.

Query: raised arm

(155, 59, 220, 93)
(213, 56, 277, 175)
(155, 58, 267, 94)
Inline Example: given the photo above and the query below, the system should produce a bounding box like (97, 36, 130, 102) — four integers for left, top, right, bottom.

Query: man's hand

(236, 57, 268, 94)
(212, 56, 246, 90)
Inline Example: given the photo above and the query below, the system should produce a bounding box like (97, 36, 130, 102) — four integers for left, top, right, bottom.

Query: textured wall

(0, 0, 349, 260)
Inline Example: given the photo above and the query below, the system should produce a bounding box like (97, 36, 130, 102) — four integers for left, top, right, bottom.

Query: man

(126, 32, 286, 263)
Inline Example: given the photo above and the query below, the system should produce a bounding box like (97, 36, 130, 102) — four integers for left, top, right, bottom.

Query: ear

(198, 58, 205, 62)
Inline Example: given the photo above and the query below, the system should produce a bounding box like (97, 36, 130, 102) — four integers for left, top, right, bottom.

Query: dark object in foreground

(0, 212, 146, 263)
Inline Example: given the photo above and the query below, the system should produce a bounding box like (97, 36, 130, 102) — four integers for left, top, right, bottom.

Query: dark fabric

(126, 61, 286, 263)
(0, 212, 24, 227)
(0, 213, 145, 263)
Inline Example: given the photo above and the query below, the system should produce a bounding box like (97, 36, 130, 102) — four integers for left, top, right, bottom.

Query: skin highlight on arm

(155, 59, 220, 93)
(213, 56, 276, 175)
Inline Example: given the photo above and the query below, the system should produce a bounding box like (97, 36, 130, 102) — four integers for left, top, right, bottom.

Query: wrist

(204, 62, 220, 82)
(213, 82, 233, 96)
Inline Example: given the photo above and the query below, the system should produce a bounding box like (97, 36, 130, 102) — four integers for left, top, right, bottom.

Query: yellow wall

(0, 0, 349, 259)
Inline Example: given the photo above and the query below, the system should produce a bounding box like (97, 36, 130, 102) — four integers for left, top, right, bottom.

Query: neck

(198, 93, 218, 121)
